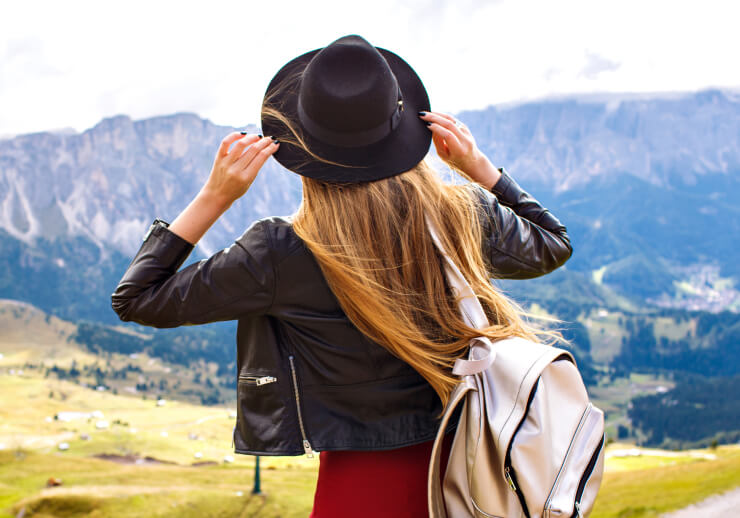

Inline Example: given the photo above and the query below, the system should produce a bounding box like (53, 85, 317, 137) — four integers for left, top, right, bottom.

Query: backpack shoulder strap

(427, 378, 475, 518)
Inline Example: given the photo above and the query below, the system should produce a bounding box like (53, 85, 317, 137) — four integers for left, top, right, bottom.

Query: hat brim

(261, 46, 432, 183)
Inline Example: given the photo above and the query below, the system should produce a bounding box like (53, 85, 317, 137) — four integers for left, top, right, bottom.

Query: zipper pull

(255, 376, 277, 386)
(504, 466, 517, 492)
(574, 501, 582, 517)
(303, 439, 314, 458)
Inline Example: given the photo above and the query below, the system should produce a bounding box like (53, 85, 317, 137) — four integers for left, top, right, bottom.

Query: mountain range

(0, 88, 738, 324)
(2, 87, 739, 448)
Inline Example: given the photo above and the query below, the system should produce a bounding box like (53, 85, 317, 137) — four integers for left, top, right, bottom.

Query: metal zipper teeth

(570, 435, 605, 518)
(288, 355, 314, 458)
(238, 375, 277, 386)
(543, 403, 593, 514)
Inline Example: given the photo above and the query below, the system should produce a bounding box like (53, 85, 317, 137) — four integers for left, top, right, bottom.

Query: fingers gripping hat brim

(261, 46, 432, 183)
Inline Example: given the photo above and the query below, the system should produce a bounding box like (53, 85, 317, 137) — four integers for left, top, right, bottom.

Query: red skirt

(309, 432, 455, 518)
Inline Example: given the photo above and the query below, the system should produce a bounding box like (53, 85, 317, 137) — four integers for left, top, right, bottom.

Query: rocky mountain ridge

(0, 88, 738, 321)
(1, 88, 738, 258)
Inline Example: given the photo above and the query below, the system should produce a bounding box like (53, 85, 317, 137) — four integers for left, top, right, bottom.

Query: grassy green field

(2, 299, 739, 517)
(0, 374, 320, 518)
(594, 445, 740, 518)
(1, 374, 739, 517)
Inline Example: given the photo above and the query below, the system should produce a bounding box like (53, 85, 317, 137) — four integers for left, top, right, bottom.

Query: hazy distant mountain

(459, 88, 740, 191)
(0, 88, 738, 322)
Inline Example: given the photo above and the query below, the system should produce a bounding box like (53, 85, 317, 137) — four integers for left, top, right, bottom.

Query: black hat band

(296, 87, 404, 148)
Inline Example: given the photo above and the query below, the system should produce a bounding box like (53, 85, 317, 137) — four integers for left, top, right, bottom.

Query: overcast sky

(1, 0, 738, 137)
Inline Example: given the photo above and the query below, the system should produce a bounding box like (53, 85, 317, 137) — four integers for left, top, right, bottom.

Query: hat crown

(299, 35, 400, 133)
(261, 33, 431, 182)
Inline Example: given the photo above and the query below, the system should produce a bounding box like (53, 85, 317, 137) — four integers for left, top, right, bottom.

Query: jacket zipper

(238, 375, 277, 386)
(288, 355, 314, 458)
(570, 435, 605, 517)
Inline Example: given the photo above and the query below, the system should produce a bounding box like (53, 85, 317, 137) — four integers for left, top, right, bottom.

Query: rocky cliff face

(458, 88, 740, 191)
(0, 88, 738, 320)
(0, 113, 301, 258)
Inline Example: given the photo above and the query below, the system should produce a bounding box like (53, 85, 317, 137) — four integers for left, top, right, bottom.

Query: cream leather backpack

(426, 220, 605, 518)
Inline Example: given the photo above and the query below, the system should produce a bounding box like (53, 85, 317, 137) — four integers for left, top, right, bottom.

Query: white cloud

(0, 0, 738, 136)
(580, 52, 621, 80)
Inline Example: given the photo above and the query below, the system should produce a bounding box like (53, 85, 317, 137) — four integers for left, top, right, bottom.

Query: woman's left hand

(201, 132, 280, 208)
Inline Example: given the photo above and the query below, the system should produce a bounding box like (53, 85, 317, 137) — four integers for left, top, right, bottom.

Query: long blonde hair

(263, 104, 560, 412)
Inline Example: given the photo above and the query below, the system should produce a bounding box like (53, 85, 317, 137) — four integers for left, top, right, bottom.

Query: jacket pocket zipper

(571, 434, 605, 517)
(238, 375, 277, 386)
(288, 355, 314, 458)
(233, 375, 278, 451)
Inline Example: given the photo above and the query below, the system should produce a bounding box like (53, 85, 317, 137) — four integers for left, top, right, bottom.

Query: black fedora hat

(261, 34, 431, 183)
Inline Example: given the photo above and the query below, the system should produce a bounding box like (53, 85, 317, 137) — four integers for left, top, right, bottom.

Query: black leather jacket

(111, 168, 572, 456)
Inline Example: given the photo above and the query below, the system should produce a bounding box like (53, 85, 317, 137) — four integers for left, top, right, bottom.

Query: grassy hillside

(0, 300, 235, 407)
(4, 444, 738, 518)
(594, 445, 740, 518)
(2, 299, 740, 517)
(2, 369, 739, 517)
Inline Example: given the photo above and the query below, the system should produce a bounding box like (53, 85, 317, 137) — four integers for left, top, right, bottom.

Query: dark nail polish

(240, 131, 247, 135)
(270, 136, 278, 141)
(418, 111, 427, 116)
(425, 121, 432, 126)
(258, 134, 263, 138)
(273, 139, 280, 144)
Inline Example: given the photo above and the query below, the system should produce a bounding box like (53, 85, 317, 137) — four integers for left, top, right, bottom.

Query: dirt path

(661, 487, 740, 518)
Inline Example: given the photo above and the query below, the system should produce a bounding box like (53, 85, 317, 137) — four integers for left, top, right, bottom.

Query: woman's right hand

(419, 111, 501, 190)
(168, 133, 279, 245)
(202, 132, 280, 207)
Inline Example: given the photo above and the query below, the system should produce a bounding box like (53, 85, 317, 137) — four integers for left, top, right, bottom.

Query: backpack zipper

(288, 355, 314, 458)
(238, 375, 277, 386)
(502, 380, 539, 518)
(544, 403, 593, 513)
(570, 435, 605, 518)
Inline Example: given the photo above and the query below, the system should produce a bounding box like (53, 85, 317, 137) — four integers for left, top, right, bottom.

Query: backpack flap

(465, 338, 573, 517)
(506, 357, 605, 518)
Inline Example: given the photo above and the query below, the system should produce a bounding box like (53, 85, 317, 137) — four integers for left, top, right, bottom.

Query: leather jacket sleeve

(111, 219, 274, 327)
(111, 167, 570, 326)
(474, 167, 573, 279)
